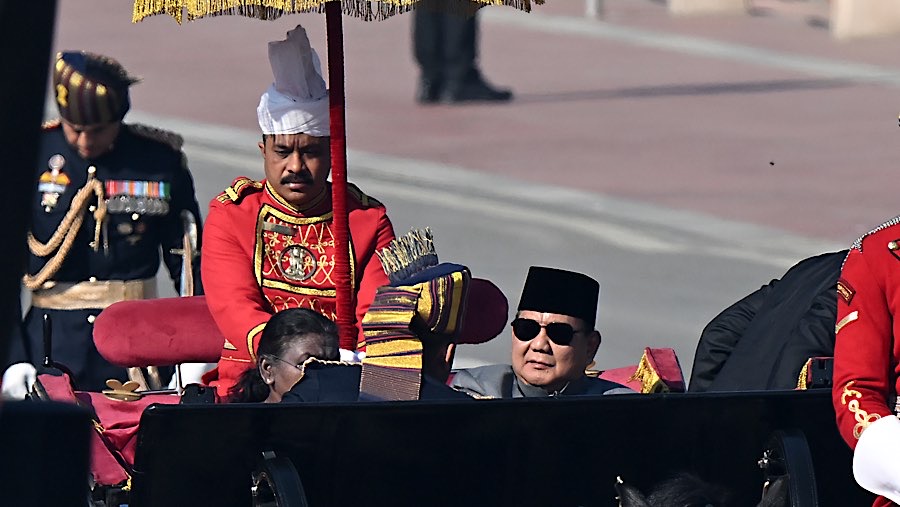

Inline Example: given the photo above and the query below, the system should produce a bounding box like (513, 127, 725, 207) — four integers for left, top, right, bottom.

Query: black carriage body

(130, 390, 871, 507)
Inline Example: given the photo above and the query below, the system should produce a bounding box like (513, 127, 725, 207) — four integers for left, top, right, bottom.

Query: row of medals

(106, 195, 170, 215)
(41, 155, 170, 216)
(42, 192, 170, 216)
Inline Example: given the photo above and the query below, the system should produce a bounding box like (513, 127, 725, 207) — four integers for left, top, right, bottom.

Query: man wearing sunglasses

(451, 266, 630, 398)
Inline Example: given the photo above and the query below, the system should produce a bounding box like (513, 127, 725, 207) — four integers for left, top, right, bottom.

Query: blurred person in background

(413, 0, 513, 104)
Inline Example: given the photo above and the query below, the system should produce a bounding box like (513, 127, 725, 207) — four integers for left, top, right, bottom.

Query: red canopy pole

(325, 1, 355, 350)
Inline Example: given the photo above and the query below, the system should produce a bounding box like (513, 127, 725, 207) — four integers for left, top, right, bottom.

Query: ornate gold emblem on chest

(253, 205, 352, 295)
(279, 244, 317, 281)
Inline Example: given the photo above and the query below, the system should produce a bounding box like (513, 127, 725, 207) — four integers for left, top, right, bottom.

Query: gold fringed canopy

(133, 0, 543, 23)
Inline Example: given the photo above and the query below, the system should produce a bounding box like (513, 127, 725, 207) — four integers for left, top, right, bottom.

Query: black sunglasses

(511, 317, 585, 346)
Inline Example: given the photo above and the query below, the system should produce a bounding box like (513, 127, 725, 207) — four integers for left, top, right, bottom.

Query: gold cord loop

(24, 172, 106, 290)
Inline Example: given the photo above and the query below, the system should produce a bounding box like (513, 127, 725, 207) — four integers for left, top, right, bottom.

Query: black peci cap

(517, 266, 600, 329)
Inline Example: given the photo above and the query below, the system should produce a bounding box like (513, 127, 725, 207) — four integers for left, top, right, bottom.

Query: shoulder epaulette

(42, 118, 61, 130)
(851, 215, 900, 252)
(215, 177, 263, 205)
(126, 123, 184, 151)
(347, 182, 383, 208)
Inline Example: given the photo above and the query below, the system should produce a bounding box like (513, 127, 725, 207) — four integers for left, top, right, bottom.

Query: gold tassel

(132, 0, 542, 23)
(796, 360, 810, 390)
(376, 227, 439, 284)
(627, 350, 666, 394)
(133, 0, 185, 23)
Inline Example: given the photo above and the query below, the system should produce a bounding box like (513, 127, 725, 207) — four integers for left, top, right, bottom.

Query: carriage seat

(593, 347, 686, 394)
(93, 295, 224, 368)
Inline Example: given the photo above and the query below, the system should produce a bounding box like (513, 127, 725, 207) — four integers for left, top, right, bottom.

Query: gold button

(131, 213, 140, 221)
(88, 276, 97, 283)
(87, 166, 97, 175)
(88, 205, 97, 212)
(890, 241, 899, 250)
(87, 315, 96, 324)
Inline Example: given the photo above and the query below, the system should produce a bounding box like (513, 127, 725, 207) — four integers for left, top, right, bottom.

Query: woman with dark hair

(228, 308, 339, 403)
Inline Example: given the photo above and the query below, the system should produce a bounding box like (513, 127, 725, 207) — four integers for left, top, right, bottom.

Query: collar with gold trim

(264, 180, 329, 215)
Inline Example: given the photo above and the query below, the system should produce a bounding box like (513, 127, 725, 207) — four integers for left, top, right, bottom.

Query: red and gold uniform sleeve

(832, 244, 897, 450)
(201, 193, 271, 397)
(351, 208, 395, 350)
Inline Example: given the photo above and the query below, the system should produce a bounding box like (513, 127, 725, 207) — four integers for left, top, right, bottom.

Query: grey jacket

(450, 364, 634, 398)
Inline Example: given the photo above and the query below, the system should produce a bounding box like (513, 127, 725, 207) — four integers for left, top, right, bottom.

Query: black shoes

(443, 78, 513, 103)
(416, 76, 513, 104)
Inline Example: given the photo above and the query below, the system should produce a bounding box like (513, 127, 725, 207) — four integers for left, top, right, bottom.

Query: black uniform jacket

(689, 250, 847, 392)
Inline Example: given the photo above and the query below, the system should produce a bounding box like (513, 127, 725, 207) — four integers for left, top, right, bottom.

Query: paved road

(50, 0, 885, 379)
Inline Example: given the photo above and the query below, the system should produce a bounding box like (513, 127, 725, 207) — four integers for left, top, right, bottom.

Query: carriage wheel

(251, 451, 309, 507)
(757, 429, 819, 507)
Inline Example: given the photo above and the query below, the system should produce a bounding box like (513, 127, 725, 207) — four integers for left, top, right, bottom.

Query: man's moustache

(281, 175, 313, 185)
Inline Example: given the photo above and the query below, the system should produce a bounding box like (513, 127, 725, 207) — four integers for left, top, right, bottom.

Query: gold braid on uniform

(23, 171, 107, 290)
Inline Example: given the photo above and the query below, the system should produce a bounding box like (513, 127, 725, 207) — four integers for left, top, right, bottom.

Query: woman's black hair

(227, 308, 339, 403)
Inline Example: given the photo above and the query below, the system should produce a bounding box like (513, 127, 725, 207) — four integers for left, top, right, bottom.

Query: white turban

(257, 25, 331, 137)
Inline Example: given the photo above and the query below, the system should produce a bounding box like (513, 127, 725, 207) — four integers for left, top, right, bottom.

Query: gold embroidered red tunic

(201, 177, 394, 397)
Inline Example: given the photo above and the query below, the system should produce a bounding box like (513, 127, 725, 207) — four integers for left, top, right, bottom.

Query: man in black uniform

(5, 51, 203, 392)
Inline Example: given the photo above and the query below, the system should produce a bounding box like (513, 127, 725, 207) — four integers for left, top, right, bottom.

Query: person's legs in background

(413, 0, 446, 104)
(413, 0, 512, 104)
(441, 4, 512, 103)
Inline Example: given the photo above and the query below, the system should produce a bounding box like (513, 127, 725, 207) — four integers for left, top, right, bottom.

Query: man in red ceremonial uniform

(201, 25, 395, 397)
(833, 216, 900, 506)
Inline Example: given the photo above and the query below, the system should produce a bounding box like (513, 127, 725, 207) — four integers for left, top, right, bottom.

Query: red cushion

(597, 348, 686, 393)
(457, 278, 509, 345)
(644, 347, 686, 392)
(597, 365, 643, 391)
(93, 296, 224, 367)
